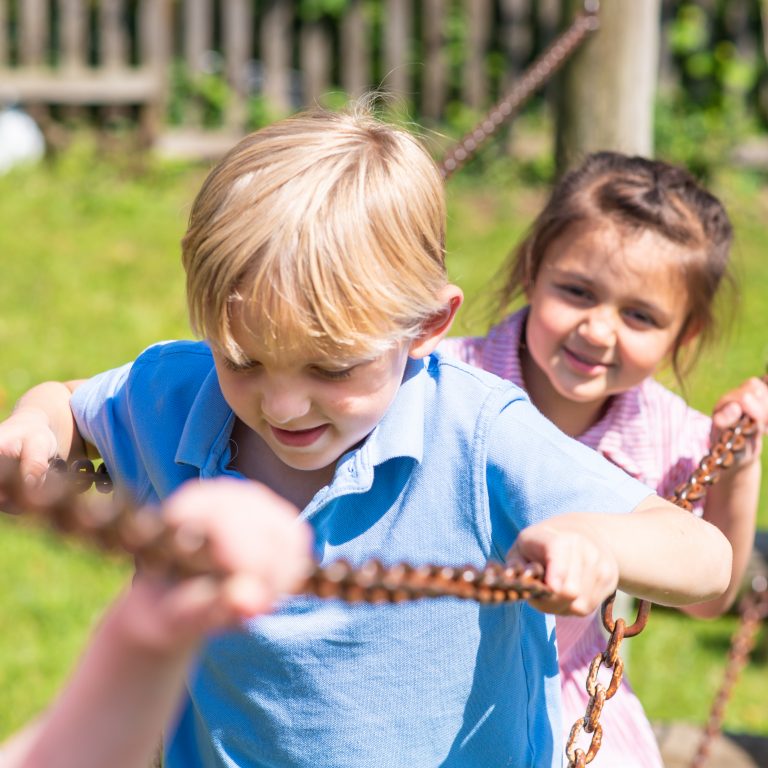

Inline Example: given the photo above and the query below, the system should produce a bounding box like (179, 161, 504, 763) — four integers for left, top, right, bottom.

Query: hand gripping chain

(1, 456, 552, 605)
(564, 375, 768, 768)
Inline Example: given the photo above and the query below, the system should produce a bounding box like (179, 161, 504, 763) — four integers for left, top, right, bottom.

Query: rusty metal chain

(689, 579, 768, 768)
(439, 0, 600, 181)
(564, 375, 767, 768)
(2, 456, 552, 605)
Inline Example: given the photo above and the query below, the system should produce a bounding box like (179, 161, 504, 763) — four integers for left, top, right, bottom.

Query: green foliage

(656, 1, 765, 179)
(298, 0, 351, 23)
(653, 97, 750, 181)
(168, 60, 231, 129)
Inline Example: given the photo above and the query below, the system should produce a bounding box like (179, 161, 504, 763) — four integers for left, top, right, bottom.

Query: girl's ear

(680, 316, 703, 346)
(408, 284, 464, 359)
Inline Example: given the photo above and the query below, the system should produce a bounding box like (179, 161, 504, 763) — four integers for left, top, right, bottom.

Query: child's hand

(711, 376, 768, 466)
(0, 407, 58, 495)
(115, 477, 314, 654)
(507, 523, 619, 616)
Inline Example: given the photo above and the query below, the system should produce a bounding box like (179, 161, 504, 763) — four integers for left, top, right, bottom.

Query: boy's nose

(260, 386, 312, 425)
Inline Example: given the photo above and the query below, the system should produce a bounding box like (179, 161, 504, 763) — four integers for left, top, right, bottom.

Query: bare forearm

(683, 461, 760, 618)
(544, 497, 732, 606)
(12, 380, 88, 460)
(9, 589, 196, 768)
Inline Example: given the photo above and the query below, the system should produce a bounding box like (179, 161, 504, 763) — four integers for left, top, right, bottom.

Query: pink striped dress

(439, 307, 711, 767)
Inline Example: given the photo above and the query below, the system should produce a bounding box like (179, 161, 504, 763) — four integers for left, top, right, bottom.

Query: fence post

(138, 0, 172, 145)
(223, 0, 252, 131)
(463, 0, 492, 111)
(383, 0, 412, 104)
(60, 0, 88, 72)
(261, 0, 293, 115)
(421, 0, 447, 121)
(341, 0, 369, 100)
(19, 0, 48, 67)
(300, 19, 331, 106)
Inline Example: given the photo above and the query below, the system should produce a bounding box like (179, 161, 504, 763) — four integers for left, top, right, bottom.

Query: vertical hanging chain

(565, 375, 768, 767)
(689, 580, 768, 768)
(439, 1, 600, 181)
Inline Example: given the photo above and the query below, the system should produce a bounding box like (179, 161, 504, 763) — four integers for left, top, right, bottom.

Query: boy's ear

(408, 284, 464, 359)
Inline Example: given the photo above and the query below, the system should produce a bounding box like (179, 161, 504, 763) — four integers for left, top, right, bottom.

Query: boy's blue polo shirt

(72, 341, 653, 768)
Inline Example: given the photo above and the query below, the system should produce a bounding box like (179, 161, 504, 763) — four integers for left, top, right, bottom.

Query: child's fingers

(163, 477, 314, 603)
(713, 377, 768, 430)
(18, 432, 58, 488)
(510, 526, 619, 616)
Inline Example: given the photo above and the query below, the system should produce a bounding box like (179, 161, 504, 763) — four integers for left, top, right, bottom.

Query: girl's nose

(579, 307, 617, 346)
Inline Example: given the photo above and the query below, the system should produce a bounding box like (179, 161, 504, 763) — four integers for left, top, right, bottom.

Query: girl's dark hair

(495, 151, 735, 384)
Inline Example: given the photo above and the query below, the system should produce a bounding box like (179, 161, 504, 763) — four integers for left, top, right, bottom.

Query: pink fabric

(440, 307, 712, 767)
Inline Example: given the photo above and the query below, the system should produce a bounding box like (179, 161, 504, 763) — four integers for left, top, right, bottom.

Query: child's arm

(0, 477, 313, 768)
(509, 494, 732, 617)
(0, 380, 89, 491)
(685, 375, 768, 618)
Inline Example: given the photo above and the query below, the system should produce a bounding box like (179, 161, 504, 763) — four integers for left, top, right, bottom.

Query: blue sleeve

(70, 340, 214, 504)
(70, 360, 150, 497)
(486, 399, 654, 559)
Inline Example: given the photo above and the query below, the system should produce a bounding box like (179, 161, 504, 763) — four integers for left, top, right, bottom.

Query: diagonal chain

(439, 2, 600, 180)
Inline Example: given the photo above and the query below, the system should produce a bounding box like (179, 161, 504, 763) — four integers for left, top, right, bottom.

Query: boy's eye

(222, 357, 260, 373)
(313, 365, 355, 381)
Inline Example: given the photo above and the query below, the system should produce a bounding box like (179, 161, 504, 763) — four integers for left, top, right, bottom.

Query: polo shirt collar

(173, 355, 427, 479)
(360, 355, 426, 466)
(175, 366, 235, 476)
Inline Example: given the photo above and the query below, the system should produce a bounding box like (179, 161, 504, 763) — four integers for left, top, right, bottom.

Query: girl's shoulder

(636, 378, 710, 434)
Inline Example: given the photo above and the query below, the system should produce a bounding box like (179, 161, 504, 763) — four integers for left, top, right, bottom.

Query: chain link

(3, 456, 553, 604)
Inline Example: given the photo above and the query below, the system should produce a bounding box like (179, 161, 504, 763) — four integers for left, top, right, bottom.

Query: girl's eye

(557, 283, 592, 301)
(623, 309, 658, 328)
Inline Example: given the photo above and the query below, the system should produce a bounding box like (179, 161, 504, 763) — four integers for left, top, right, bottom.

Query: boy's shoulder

(126, 340, 218, 404)
(131, 339, 214, 379)
(134, 339, 213, 366)
(429, 350, 529, 402)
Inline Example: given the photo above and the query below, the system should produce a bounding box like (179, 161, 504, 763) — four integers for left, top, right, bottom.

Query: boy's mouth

(270, 424, 329, 447)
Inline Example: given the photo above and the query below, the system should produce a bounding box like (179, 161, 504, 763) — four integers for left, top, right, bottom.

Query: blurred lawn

(0, 137, 765, 740)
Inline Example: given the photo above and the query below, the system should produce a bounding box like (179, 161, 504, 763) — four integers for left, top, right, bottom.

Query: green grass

(0, 138, 766, 739)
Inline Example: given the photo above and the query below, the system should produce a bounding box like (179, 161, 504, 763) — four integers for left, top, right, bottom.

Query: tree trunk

(555, 0, 661, 174)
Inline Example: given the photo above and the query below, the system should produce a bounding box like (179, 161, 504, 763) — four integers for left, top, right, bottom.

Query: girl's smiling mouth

(563, 347, 614, 374)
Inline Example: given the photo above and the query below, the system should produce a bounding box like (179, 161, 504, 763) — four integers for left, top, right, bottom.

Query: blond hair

(182, 103, 448, 363)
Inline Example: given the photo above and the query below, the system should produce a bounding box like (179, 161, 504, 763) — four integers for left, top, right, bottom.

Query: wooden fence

(0, 0, 763, 144)
(0, 0, 577, 142)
